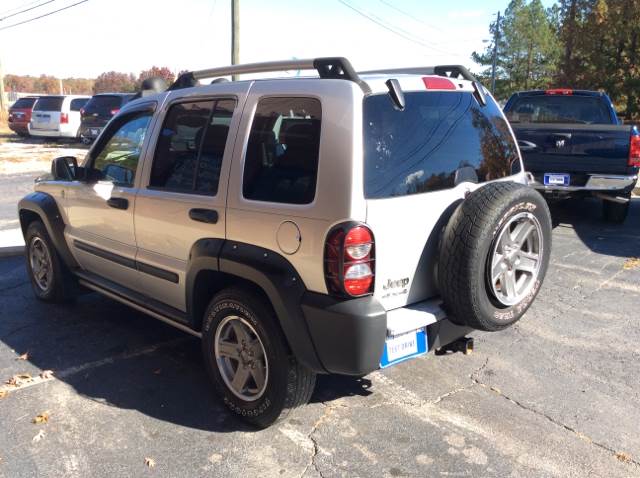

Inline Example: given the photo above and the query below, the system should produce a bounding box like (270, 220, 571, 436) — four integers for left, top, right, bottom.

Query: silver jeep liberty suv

(19, 58, 552, 428)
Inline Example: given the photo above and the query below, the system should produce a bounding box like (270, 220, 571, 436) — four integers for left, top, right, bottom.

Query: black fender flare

(18, 192, 78, 269)
(186, 239, 325, 373)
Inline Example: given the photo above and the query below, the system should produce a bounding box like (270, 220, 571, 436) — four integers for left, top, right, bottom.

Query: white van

(29, 95, 90, 139)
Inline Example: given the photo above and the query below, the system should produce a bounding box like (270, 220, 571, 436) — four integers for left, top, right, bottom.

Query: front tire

(25, 221, 75, 302)
(201, 288, 316, 428)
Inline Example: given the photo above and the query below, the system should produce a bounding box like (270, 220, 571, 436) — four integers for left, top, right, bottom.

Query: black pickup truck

(504, 89, 639, 222)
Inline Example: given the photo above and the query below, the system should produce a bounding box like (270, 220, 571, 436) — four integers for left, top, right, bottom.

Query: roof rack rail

(168, 57, 369, 92)
(359, 64, 477, 83)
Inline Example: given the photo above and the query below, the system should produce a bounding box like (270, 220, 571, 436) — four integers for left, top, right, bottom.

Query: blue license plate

(543, 173, 570, 186)
(379, 329, 428, 368)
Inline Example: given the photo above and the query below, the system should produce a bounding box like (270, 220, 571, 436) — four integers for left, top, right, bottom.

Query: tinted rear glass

(84, 95, 125, 114)
(34, 96, 64, 111)
(363, 92, 520, 199)
(70, 98, 89, 111)
(12, 97, 37, 109)
(504, 95, 612, 124)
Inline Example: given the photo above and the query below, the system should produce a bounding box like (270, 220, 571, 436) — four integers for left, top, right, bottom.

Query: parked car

(80, 93, 134, 144)
(7, 96, 39, 137)
(19, 58, 552, 428)
(29, 95, 90, 140)
(504, 89, 639, 223)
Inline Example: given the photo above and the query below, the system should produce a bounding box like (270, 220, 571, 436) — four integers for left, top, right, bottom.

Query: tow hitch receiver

(435, 337, 474, 356)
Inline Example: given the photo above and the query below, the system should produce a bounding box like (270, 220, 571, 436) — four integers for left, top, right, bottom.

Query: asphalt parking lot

(0, 198, 639, 477)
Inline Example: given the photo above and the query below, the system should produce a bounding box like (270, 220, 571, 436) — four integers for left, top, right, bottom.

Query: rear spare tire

(439, 182, 552, 332)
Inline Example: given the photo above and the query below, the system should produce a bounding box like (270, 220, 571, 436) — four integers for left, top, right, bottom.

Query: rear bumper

(8, 122, 29, 134)
(530, 174, 637, 193)
(301, 292, 472, 375)
(30, 127, 77, 138)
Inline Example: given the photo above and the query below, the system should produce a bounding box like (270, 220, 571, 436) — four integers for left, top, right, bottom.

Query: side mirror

(51, 156, 78, 181)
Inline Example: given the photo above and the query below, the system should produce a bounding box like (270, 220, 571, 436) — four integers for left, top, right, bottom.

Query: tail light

(546, 88, 573, 95)
(110, 108, 120, 116)
(325, 223, 375, 297)
(423, 76, 456, 90)
(60, 112, 69, 124)
(80, 108, 85, 116)
(629, 129, 640, 167)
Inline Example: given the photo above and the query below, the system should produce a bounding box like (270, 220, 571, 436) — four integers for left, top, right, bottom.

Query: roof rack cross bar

(359, 64, 477, 83)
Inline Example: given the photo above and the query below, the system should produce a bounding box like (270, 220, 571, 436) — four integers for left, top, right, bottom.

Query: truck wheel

(602, 196, 630, 224)
(201, 288, 316, 428)
(439, 182, 552, 332)
(25, 221, 76, 303)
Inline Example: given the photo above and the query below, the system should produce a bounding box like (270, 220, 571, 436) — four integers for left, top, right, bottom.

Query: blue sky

(0, 0, 555, 78)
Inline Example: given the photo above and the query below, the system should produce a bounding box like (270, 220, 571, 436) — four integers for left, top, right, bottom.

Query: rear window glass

(84, 95, 125, 114)
(363, 91, 520, 199)
(34, 96, 64, 112)
(70, 98, 89, 111)
(12, 97, 37, 109)
(243, 97, 321, 204)
(504, 95, 612, 124)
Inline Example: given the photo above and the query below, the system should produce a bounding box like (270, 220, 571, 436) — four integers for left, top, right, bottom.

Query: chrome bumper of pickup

(529, 174, 638, 192)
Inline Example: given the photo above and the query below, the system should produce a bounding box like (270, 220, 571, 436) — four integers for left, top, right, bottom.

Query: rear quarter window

(33, 96, 64, 111)
(363, 91, 520, 199)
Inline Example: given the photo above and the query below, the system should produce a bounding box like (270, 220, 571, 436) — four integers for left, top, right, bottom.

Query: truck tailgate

(513, 124, 632, 176)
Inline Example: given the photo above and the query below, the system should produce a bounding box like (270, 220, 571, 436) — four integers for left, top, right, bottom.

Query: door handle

(189, 208, 218, 224)
(107, 197, 129, 210)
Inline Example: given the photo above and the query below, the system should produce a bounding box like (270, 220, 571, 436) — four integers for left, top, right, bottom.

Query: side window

(70, 98, 88, 111)
(150, 99, 235, 195)
(93, 112, 152, 187)
(243, 97, 321, 204)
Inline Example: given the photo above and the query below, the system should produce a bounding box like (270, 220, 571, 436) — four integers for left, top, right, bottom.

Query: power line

(1, 0, 57, 22)
(337, 0, 454, 56)
(377, 0, 446, 34)
(0, 0, 45, 17)
(0, 0, 88, 32)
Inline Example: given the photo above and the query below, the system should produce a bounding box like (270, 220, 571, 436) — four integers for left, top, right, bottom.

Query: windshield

(33, 96, 64, 112)
(505, 95, 612, 124)
(363, 91, 521, 199)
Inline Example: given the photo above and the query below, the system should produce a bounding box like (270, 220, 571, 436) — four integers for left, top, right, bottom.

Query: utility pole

(0, 54, 6, 113)
(490, 10, 501, 95)
(231, 0, 239, 81)
(59, 78, 64, 95)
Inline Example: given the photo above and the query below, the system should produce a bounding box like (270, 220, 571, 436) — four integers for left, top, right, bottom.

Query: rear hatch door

(364, 89, 522, 311)
(31, 96, 64, 130)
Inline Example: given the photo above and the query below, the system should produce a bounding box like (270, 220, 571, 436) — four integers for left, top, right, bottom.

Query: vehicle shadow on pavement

(547, 197, 640, 258)
(0, 255, 368, 433)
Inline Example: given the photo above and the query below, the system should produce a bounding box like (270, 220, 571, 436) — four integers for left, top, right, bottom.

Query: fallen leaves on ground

(0, 390, 7, 399)
(5, 374, 32, 387)
(40, 370, 54, 380)
(144, 457, 156, 468)
(623, 258, 640, 270)
(615, 451, 631, 463)
(17, 352, 29, 361)
(32, 430, 45, 443)
(32, 412, 49, 424)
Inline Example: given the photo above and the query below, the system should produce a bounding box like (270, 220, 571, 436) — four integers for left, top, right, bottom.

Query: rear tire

(602, 196, 630, 224)
(25, 221, 76, 303)
(201, 288, 316, 428)
(439, 182, 552, 332)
